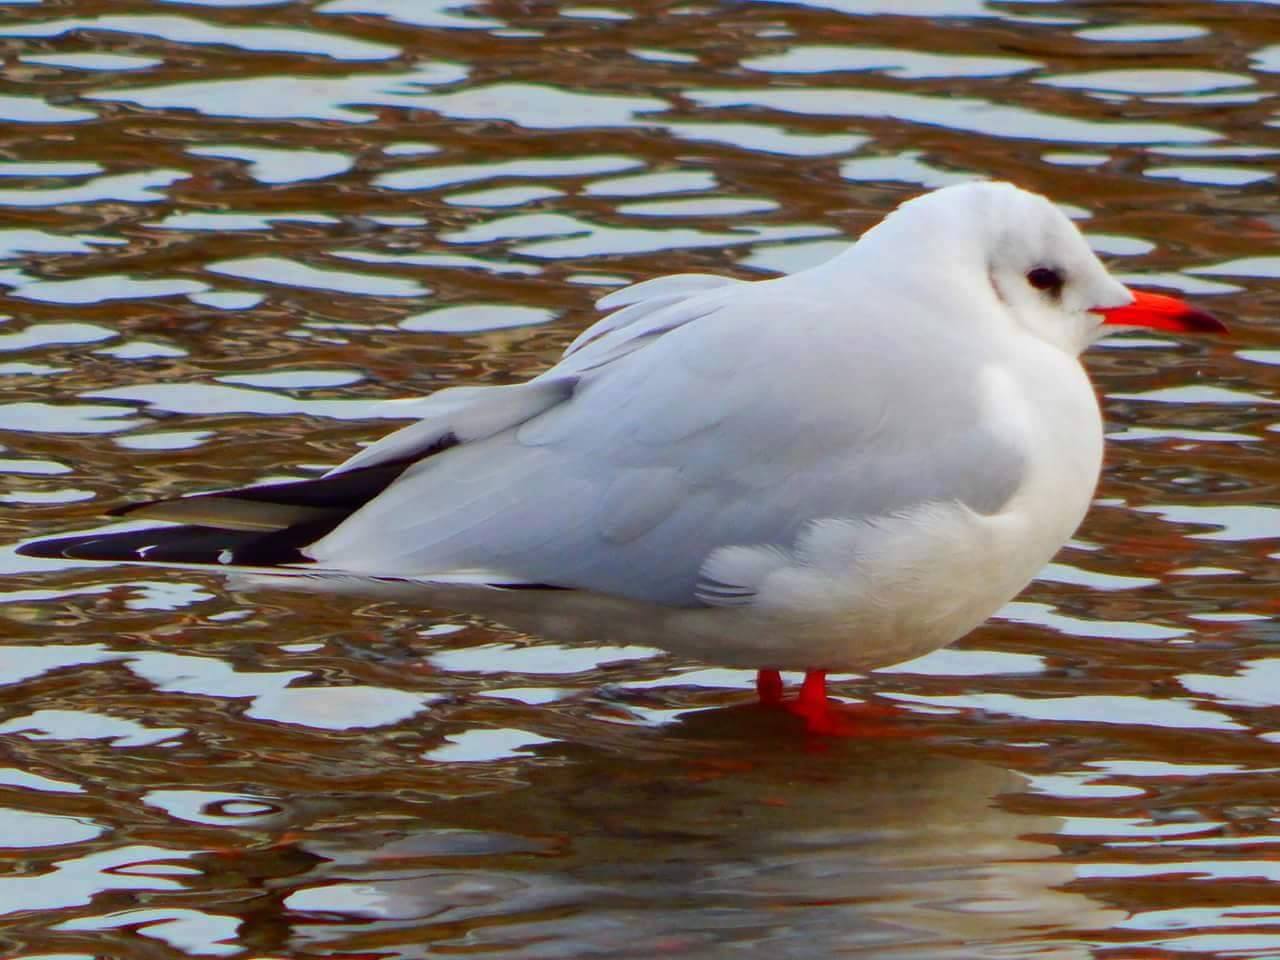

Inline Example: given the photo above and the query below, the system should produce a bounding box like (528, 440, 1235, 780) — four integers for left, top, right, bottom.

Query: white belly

(662, 354, 1105, 671)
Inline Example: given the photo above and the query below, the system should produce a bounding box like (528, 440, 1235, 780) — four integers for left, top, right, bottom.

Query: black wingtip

(16, 520, 332, 568)
(16, 534, 115, 561)
(15, 539, 54, 559)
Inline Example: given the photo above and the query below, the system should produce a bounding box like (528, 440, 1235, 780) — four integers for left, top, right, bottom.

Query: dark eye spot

(1027, 267, 1063, 294)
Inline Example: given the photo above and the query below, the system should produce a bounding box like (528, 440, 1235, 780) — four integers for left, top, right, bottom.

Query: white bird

(20, 181, 1223, 732)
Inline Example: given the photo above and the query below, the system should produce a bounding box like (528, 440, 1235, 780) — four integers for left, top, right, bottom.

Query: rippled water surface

(3, 1, 1280, 957)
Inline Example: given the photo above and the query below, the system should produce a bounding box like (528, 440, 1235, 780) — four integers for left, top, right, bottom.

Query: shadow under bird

(19, 181, 1225, 733)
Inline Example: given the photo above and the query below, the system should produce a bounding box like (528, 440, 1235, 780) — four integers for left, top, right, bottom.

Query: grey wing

(325, 272, 747, 475)
(306, 280, 1026, 606)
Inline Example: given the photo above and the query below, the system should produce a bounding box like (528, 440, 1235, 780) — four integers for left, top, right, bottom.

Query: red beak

(1095, 289, 1226, 334)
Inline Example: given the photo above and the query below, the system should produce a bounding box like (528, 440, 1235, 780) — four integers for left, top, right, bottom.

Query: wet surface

(3, 0, 1280, 957)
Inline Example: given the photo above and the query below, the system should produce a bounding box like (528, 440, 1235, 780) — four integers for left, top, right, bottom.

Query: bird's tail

(16, 456, 416, 569)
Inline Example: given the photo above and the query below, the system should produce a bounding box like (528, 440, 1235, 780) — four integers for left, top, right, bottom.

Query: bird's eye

(1027, 267, 1063, 294)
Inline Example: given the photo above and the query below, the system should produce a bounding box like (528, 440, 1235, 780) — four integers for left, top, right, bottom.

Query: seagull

(19, 181, 1224, 733)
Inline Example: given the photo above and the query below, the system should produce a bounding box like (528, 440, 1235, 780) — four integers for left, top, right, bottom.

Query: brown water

(2, 1, 1280, 957)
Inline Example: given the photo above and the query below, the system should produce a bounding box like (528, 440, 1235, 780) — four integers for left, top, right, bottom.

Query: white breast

(662, 343, 1105, 672)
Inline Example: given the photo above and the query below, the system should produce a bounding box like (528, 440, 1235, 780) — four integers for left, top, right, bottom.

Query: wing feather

(306, 276, 1027, 606)
(329, 379, 572, 475)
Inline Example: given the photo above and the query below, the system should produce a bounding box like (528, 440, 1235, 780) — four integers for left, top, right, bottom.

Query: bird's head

(866, 181, 1225, 355)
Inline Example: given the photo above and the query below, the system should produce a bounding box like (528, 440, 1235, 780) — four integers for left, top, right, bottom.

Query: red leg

(755, 668, 783, 706)
(797, 669, 827, 712)
(787, 669, 835, 732)
(793, 670, 915, 736)
(755, 668, 909, 736)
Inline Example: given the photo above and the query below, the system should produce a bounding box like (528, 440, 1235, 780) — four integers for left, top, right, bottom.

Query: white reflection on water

(445, 184, 565, 207)
(383, 140, 440, 156)
(1183, 659, 1280, 710)
(411, 83, 669, 129)
(186, 145, 354, 184)
(1060, 817, 1222, 839)
(4, 275, 208, 305)
(999, 600, 1187, 640)
(630, 47, 699, 65)
(583, 169, 717, 196)
(1026, 772, 1146, 800)
(218, 369, 364, 389)
(127, 650, 309, 698)
(1081, 861, 1280, 882)
(400, 304, 556, 333)
(889, 692, 1241, 730)
(0, 488, 95, 505)
(1038, 561, 1158, 590)
(743, 45, 1040, 78)
(22, 51, 164, 71)
(840, 149, 974, 188)
(188, 291, 265, 310)
(441, 210, 835, 258)
(561, 7, 632, 21)
(739, 238, 850, 274)
(1085, 759, 1248, 778)
(1146, 165, 1274, 186)
(0, 94, 96, 124)
(1085, 234, 1155, 256)
(663, 120, 866, 156)
(878, 647, 1046, 676)
(2, 13, 400, 60)
(334, 248, 542, 277)
(0, 322, 116, 351)
(1111, 271, 1242, 295)
(1192, 256, 1280, 280)
(425, 727, 558, 762)
(687, 87, 1218, 144)
(86, 64, 470, 122)
(206, 256, 429, 297)
(515, 222, 836, 259)
(754, 0, 1071, 20)
(115, 429, 214, 451)
(0, 361, 65, 376)
(1135, 504, 1280, 541)
(317, 0, 504, 31)
(620, 197, 780, 217)
(1076, 23, 1208, 42)
(245, 685, 437, 729)
(0, 399, 144, 435)
(377, 154, 642, 192)
(143, 789, 282, 826)
(58, 907, 242, 958)
(151, 211, 340, 231)
(84, 382, 420, 421)
(1037, 69, 1254, 95)
(0, 647, 444, 733)
(0, 768, 84, 794)
(1108, 426, 1257, 443)
(0, 229, 122, 258)
(0, 710, 187, 748)
(0, 808, 103, 847)
(0, 161, 102, 177)
(429, 641, 661, 675)
(123, 581, 217, 611)
(96, 341, 188, 360)
(0, 845, 199, 917)
(1110, 384, 1278, 405)
(0, 170, 188, 207)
